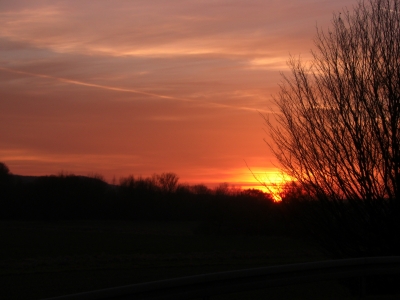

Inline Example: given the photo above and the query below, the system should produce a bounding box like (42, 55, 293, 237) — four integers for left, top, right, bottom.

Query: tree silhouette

(265, 0, 400, 257)
(266, 0, 400, 202)
(153, 172, 179, 193)
(0, 162, 10, 177)
(0, 162, 11, 188)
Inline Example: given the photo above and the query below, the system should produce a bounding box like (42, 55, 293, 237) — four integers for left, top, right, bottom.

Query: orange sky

(0, 0, 355, 189)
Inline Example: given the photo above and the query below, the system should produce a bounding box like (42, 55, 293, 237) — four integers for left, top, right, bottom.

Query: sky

(0, 0, 356, 189)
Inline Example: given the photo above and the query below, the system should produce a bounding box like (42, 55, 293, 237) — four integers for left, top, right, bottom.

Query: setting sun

(228, 167, 291, 200)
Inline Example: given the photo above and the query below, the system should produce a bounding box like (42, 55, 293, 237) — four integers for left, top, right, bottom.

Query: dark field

(0, 220, 364, 300)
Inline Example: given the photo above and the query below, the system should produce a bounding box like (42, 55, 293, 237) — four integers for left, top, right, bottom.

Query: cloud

(0, 0, 357, 184)
(0, 66, 276, 114)
(0, 0, 352, 58)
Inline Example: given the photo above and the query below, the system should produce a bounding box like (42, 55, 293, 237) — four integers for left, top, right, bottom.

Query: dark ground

(0, 220, 364, 300)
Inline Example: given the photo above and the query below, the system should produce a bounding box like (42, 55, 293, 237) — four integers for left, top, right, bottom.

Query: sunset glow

(232, 168, 292, 200)
(0, 0, 356, 189)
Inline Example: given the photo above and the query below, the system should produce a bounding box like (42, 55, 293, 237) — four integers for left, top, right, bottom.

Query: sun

(230, 168, 291, 201)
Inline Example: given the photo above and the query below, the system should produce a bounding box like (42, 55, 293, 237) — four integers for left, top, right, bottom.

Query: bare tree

(153, 173, 179, 193)
(266, 0, 400, 202)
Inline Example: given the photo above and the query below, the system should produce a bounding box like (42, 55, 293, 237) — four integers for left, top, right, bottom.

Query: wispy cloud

(0, 66, 274, 113)
(0, 0, 350, 58)
(0, 0, 357, 184)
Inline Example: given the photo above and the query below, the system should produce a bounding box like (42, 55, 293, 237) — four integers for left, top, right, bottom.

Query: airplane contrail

(0, 66, 273, 113)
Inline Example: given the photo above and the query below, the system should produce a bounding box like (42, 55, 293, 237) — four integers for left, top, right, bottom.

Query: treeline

(0, 163, 285, 235)
(1, 162, 399, 259)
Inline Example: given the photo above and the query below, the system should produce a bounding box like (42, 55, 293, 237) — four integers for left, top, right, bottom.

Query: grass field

(0, 220, 361, 299)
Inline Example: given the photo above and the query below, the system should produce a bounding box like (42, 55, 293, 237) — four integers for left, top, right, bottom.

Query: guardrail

(43, 256, 400, 300)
